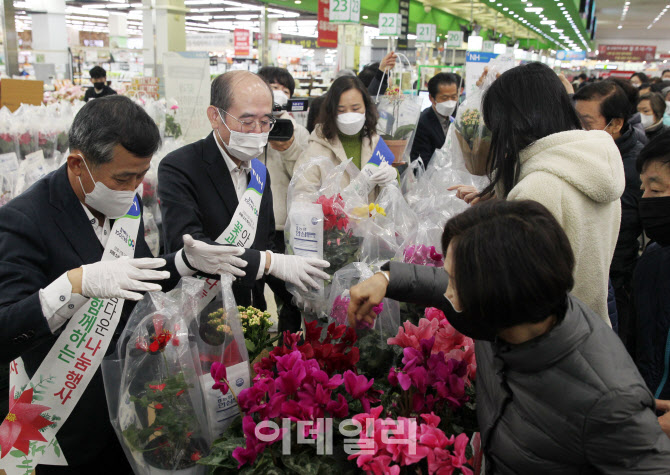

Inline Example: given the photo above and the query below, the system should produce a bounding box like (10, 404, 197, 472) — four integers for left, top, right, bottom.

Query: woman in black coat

(348, 200, 670, 474)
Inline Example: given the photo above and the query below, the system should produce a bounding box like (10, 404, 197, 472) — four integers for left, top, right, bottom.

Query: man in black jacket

(0, 96, 246, 474)
(83, 66, 117, 102)
(574, 81, 645, 350)
(158, 70, 329, 311)
(410, 73, 462, 166)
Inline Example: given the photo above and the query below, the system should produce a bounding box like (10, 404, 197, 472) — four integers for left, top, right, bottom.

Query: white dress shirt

(214, 137, 266, 280)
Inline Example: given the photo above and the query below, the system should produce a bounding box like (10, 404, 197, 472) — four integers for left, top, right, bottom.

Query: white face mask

(632, 83, 641, 89)
(217, 109, 269, 162)
(273, 90, 289, 107)
(666, 101, 670, 111)
(444, 292, 463, 314)
(77, 155, 138, 219)
(640, 113, 655, 128)
(336, 112, 366, 136)
(435, 100, 458, 117)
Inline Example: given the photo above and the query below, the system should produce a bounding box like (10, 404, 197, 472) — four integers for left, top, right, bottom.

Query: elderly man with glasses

(158, 70, 329, 310)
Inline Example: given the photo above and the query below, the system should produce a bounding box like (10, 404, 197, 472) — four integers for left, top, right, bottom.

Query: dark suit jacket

(157, 132, 275, 309)
(0, 164, 180, 466)
(410, 106, 448, 166)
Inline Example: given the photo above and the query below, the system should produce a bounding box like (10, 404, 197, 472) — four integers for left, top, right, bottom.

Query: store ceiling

(595, 0, 670, 46)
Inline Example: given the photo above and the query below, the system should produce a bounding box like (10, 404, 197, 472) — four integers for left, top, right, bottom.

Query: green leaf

(10, 449, 27, 457)
(53, 443, 61, 457)
(245, 339, 256, 352)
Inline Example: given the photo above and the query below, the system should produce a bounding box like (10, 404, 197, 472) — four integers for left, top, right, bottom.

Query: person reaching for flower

(348, 199, 670, 473)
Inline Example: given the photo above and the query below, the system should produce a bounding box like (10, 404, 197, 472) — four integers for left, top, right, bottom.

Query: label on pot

(201, 361, 251, 439)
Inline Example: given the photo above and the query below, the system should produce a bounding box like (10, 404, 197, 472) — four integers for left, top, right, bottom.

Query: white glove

(368, 162, 398, 186)
(267, 251, 330, 292)
(182, 234, 247, 277)
(81, 257, 170, 301)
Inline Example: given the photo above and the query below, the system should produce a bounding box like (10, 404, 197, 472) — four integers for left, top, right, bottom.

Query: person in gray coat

(348, 199, 670, 474)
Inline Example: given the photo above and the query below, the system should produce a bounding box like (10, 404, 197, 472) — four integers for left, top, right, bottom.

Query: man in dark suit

(0, 96, 246, 474)
(410, 73, 462, 167)
(158, 70, 329, 311)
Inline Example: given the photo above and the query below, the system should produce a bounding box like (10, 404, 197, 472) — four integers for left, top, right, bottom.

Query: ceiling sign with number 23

(329, 0, 360, 24)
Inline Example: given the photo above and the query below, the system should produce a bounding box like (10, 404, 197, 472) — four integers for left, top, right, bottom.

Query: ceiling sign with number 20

(329, 0, 360, 24)
(379, 13, 402, 36)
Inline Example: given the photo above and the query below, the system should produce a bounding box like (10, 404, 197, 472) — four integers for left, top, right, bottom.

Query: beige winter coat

(507, 130, 625, 323)
(293, 125, 381, 202)
(266, 111, 310, 231)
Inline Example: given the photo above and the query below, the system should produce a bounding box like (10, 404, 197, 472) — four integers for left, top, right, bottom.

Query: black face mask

(640, 196, 670, 247)
(93, 82, 105, 91)
(439, 296, 497, 342)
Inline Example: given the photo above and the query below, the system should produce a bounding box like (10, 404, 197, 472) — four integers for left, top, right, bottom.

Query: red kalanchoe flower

(135, 337, 149, 352)
(149, 330, 173, 352)
(149, 384, 166, 393)
(154, 403, 164, 410)
(190, 451, 201, 461)
(176, 390, 185, 397)
(0, 387, 54, 458)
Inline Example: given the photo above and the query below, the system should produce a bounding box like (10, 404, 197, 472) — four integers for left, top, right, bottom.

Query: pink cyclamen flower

(210, 362, 229, 395)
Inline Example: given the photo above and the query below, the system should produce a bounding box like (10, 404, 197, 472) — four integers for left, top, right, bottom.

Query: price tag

(416, 24, 436, 43)
(482, 41, 495, 53)
(329, 0, 360, 24)
(379, 13, 402, 36)
(447, 30, 464, 48)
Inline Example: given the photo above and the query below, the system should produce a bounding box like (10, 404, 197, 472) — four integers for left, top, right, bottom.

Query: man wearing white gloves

(0, 96, 248, 474)
(158, 70, 330, 311)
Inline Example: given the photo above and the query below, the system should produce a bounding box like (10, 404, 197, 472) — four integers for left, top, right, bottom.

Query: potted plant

(376, 86, 423, 164)
(122, 320, 209, 475)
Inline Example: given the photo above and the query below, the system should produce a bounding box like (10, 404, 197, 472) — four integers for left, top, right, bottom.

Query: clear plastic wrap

(285, 157, 367, 308)
(325, 262, 400, 379)
(102, 278, 211, 475)
(143, 211, 160, 257)
(400, 157, 425, 196)
(376, 93, 424, 164)
(0, 152, 19, 207)
(13, 150, 55, 196)
(193, 274, 250, 440)
(395, 220, 445, 268)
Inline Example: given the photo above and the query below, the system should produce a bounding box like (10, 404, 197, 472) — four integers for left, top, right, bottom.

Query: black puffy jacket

(634, 243, 670, 400)
(386, 261, 670, 474)
(610, 124, 645, 291)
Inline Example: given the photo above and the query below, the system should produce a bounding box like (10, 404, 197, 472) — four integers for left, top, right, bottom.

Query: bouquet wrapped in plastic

(102, 278, 211, 474)
(0, 152, 19, 207)
(285, 157, 368, 308)
(193, 274, 251, 440)
(326, 262, 400, 380)
(453, 104, 491, 176)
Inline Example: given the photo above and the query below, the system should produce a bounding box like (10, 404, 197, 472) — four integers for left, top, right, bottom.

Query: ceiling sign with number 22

(329, 0, 360, 24)
(379, 13, 402, 36)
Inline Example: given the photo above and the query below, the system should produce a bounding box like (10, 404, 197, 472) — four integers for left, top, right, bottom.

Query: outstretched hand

(347, 273, 389, 327)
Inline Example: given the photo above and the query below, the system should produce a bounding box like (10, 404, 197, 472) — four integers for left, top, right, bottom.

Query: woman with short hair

(348, 199, 670, 474)
(638, 92, 668, 142)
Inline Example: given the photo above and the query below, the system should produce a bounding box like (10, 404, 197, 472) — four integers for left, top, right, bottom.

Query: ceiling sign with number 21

(329, 0, 360, 24)
(416, 24, 436, 43)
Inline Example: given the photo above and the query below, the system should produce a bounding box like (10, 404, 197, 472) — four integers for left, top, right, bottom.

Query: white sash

(0, 197, 142, 473)
(196, 158, 267, 310)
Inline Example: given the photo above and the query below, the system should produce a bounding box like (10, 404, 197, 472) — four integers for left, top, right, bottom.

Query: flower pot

(384, 139, 409, 163)
(142, 435, 207, 475)
(454, 129, 490, 176)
